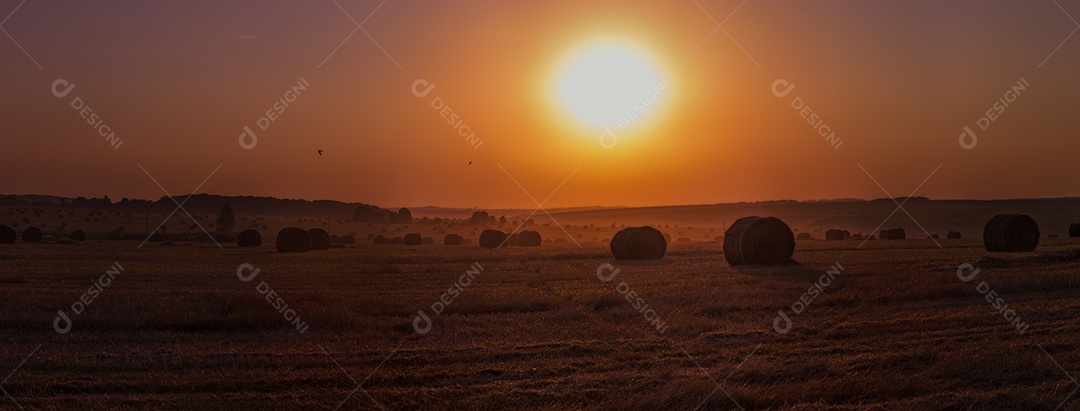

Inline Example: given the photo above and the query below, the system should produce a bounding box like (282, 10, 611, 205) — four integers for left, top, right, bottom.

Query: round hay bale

(609, 226, 667, 260)
(403, 233, 422, 245)
(479, 230, 507, 248)
(890, 228, 906, 240)
(868, 235, 877, 240)
(825, 229, 844, 241)
(422, 236, 434, 245)
(391, 236, 404, 245)
(373, 235, 389, 245)
(796, 232, 812, 241)
(236, 229, 262, 247)
(947, 231, 962, 239)
(443, 234, 463, 246)
(677, 237, 691, 243)
(0, 225, 15, 244)
(70, 230, 86, 242)
(22, 227, 42, 243)
(852, 234, 864, 241)
(723, 216, 795, 266)
(983, 214, 1040, 252)
(307, 228, 330, 250)
(518, 230, 542, 246)
(276, 227, 311, 253)
(842, 230, 851, 240)
(340, 235, 355, 244)
(1070, 223, 1080, 238)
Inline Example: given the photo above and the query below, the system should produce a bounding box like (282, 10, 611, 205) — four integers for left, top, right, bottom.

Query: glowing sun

(554, 41, 669, 130)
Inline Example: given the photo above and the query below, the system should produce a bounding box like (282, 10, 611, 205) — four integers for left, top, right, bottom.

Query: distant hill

(0, 194, 390, 218)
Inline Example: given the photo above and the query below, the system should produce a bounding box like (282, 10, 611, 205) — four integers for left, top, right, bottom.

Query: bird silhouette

(468, 161, 472, 166)
(317, 150, 323, 156)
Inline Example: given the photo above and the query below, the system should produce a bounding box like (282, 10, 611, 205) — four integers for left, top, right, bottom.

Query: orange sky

(2, 1, 1079, 209)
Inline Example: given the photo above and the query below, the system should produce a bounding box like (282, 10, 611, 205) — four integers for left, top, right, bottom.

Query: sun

(553, 41, 669, 130)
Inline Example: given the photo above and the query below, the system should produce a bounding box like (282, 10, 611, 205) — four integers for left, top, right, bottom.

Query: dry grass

(2, 237, 1080, 410)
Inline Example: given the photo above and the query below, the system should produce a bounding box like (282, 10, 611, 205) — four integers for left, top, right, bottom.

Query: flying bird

(317, 150, 323, 156)
(468, 161, 472, 166)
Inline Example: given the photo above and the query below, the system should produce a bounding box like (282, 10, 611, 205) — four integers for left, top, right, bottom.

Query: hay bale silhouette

(796, 232, 812, 241)
(403, 233, 422, 245)
(868, 235, 877, 240)
(723, 216, 795, 266)
(422, 236, 434, 245)
(610, 226, 666, 260)
(983, 214, 1040, 252)
(22, 227, 42, 243)
(882, 228, 906, 240)
(842, 230, 851, 240)
(0, 225, 15, 244)
(276, 227, 311, 253)
(825, 229, 845, 241)
(373, 235, 389, 245)
(307, 228, 331, 250)
(479, 230, 507, 248)
(947, 231, 962, 239)
(852, 234, 864, 241)
(391, 236, 404, 245)
(70, 230, 86, 242)
(1070, 223, 1080, 238)
(237, 229, 262, 247)
(518, 230, 542, 246)
(444, 234, 463, 245)
(340, 235, 355, 244)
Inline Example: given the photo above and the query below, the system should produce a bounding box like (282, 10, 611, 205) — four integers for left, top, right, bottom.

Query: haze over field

(2, 1, 1080, 208)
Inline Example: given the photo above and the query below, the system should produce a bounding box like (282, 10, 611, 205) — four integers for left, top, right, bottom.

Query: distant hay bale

(825, 229, 844, 241)
(303, 229, 328, 250)
(22, 227, 42, 243)
(852, 234, 864, 241)
(422, 236, 434, 245)
(947, 231, 962, 239)
(340, 235, 355, 244)
(983, 214, 1040, 252)
(796, 232, 812, 241)
(479, 229, 507, 248)
(70, 230, 86, 242)
(276, 227, 311, 253)
(881, 228, 906, 240)
(391, 236, 404, 245)
(518, 230, 542, 246)
(403, 233, 422, 246)
(610, 226, 667, 260)
(443, 234, 463, 245)
(723, 216, 795, 266)
(1070, 224, 1080, 238)
(373, 235, 389, 245)
(0, 225, 15, 244)
(237, 229, 262, 247)
(867, 235, 877, 240)
(677, 237, 691, 243)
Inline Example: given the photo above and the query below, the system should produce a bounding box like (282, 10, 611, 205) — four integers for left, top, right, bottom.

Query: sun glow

(553, 41, 669, 131)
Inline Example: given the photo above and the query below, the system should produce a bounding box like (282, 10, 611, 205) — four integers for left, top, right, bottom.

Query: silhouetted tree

(216, 204, 236, 234)
(469, 211, 490, 225)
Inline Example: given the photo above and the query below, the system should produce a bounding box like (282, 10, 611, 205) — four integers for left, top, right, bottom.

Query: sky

(2, 0, 1079, 209)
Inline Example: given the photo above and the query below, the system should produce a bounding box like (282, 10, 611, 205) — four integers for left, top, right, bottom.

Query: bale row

(723, 216, 794, 266)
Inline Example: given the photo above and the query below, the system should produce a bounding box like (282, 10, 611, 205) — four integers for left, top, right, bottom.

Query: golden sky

(2, 1, 1079, 208)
